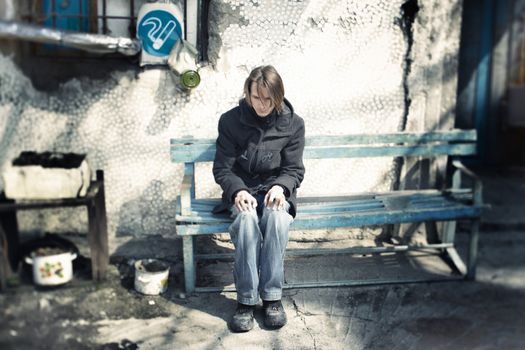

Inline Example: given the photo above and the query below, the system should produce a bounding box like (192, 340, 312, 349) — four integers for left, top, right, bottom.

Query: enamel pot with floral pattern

(25, 250, 77, 286)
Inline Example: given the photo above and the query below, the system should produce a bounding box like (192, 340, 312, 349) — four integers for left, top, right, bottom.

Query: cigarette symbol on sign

(138, 8, 182, 57)
(142, 17, 178, 50)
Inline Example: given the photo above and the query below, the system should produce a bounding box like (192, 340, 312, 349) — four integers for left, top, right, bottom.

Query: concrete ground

(1, 166, 524, 350)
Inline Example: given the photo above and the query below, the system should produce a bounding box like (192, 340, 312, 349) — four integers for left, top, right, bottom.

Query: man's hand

(234, 190, 257, 212)
(264, 185, 286, 210)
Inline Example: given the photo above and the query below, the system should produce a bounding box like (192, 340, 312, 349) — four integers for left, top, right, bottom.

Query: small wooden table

(0, 170, 108, 290)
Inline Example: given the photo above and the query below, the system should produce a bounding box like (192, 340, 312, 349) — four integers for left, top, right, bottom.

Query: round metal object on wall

(181, 70, 200, 89)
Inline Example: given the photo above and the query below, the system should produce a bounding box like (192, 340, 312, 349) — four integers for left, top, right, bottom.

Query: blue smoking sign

(138, 10, 183, 57)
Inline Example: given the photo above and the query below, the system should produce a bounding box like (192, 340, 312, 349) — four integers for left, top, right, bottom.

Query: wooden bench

(170, 130, 484, 293)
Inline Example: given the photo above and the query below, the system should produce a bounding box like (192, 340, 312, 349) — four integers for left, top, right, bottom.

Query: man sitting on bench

(212, 65, 306, 332)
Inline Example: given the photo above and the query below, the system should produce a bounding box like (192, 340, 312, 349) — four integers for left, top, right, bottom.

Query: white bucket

(134, 259, 170, 295)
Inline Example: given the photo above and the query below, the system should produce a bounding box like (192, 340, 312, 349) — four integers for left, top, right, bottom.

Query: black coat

(212, 98, 305, 217)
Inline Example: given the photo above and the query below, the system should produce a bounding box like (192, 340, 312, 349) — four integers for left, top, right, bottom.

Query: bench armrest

(451, 160, 483, 206)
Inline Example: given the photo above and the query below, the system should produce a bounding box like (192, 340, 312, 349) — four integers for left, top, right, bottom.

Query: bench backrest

(170, 129, 477, 163)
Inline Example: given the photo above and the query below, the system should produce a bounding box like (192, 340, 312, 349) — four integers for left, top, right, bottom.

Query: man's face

(250, 82, 274, 117)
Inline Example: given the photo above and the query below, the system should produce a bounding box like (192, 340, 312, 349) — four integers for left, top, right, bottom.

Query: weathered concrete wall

(0, 0, 463, 239)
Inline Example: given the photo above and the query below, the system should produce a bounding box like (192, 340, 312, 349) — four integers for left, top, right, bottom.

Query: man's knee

(270, 210, 291, 224)
(262, 207, 293, 229)
(263, 207, 292, 224)
(234, 209, 259, 224)
(230, 209, 260, 242)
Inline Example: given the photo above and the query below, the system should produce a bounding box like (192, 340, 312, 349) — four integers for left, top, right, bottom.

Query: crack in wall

(397, 0, 420, 132)
(392, 0, 420, 191)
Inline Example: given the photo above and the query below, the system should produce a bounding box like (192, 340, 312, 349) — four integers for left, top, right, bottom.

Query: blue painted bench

(170, 129, 484, 293)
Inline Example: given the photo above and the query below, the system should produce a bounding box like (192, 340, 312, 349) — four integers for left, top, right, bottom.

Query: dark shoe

(229, 303, 255, 332)
(263, 300, 287, 328)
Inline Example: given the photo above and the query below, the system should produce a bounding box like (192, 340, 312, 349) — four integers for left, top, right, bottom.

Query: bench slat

(303, 130, 477, 145)
(170, 143, 477, 163)
(184, 190, 472, 209)
(180, 190, 472, 212)
(176, 204, 483, 235)
(176, 202, 476, 226)
(188, 197, 393, 209)
(178, 203, 390, 223)
(170, 130, 477, 163)
(170, 130, 476, 147)
(196, 243, 455, 259)
(306, 143, 477, 159)
(175, 190, 477, 230)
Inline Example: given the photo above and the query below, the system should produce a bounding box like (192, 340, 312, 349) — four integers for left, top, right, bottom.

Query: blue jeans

(229, 195, 293, 305)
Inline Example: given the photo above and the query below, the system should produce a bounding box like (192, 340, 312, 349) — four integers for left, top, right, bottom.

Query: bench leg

(444, 247, 467, 276)
(182, 236, 196, 294)
(442, 220, 457, 244)
(466, 219, 480, 280)
(441, 220, 469, 276)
